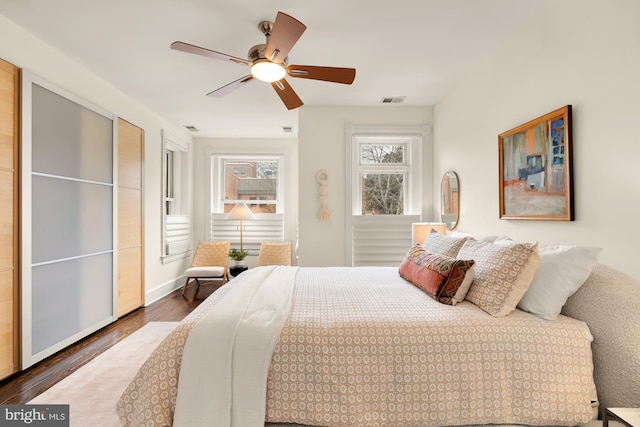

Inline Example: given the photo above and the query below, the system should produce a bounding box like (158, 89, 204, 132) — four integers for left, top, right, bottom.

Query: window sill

(161, 250, 191, 265)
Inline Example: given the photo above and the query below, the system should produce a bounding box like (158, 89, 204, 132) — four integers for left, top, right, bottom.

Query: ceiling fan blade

(287, 65, 356, 84)
(271, 79, 303, 110)
(206, 75, 254, 98)
(171, 41, 251, 66)
(265, 12, 307, 64)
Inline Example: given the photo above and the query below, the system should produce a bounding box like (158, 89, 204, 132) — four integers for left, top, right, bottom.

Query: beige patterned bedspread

(117, 266, 597, 427)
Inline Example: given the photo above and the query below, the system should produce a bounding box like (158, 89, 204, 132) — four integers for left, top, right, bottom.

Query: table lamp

(225, 202, 256, 252)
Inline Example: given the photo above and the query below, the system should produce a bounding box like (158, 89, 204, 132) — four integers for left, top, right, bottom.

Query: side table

(229, 265, 248, 278)
(604, 408, 640, 427)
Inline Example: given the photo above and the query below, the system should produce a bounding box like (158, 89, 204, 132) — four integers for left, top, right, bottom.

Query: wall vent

(183, 125, 199, 132)
(282, 126, 294, 133)
(380, 96, 406, 104)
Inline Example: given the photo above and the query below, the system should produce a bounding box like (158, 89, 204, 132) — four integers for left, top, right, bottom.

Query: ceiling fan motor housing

(248, 43, 288, 67)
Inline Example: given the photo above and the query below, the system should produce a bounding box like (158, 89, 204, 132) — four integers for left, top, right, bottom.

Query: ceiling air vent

(380, 96, 405, 104)
(183, 125, 199, 132)
(282, 126, 294, 133)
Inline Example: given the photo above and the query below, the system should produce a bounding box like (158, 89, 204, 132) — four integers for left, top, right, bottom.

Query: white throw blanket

(173, 265, 298, 427)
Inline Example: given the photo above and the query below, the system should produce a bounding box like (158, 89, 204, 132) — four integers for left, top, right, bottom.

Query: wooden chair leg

(185, 276, 226, 298)
(194, 278, 202, 297)
(181, 277, 192, 295)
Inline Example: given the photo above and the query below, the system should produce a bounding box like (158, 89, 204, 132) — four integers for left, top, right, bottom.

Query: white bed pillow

(494, 237, 602, 320)
(517, 245, 602, 320)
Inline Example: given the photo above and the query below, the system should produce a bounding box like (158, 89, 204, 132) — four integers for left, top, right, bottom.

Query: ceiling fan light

(251, 60, 286, 82)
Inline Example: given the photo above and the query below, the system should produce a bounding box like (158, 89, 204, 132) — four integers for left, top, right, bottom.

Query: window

(219, 158, 278, 214)
(162, 131, 191, 262)
(349, 128, 424, 216)
(359, 142, 408, 215)
(346, 125, 430, 266)
(209, 154, 285, 252)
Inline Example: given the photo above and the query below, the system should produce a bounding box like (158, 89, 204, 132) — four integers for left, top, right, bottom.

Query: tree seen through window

(360, 144, 405, 215)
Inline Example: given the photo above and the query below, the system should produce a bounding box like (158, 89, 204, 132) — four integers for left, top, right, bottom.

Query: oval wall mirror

(441, 170, 460, 230)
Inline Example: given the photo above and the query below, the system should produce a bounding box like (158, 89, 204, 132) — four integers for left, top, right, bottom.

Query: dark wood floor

(0, 281, 219, 404)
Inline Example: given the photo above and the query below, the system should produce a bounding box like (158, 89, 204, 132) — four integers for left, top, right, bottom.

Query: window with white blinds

(164, 215, 190, 256)
(346, 124, 430, 266)
(351, 215, 420, 267)
(209, 154, 286, 251)
(210, 213, 284, 254)
(162, 131, 192, 263)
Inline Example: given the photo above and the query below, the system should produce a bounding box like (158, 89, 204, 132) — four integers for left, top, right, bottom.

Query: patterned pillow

(421, 231, 472, 258)
(399, 244, 476, 305)
(458, 239, 540, 317)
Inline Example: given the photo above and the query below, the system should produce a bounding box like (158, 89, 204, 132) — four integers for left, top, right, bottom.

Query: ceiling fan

(170, 11, 356, 110)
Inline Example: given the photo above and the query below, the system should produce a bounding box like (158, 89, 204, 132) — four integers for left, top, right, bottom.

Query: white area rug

(28, 321, 179, 427)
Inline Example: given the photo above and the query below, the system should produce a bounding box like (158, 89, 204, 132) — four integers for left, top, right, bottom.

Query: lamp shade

(411, 222, 447, 245)
(225, 202, 256, 220)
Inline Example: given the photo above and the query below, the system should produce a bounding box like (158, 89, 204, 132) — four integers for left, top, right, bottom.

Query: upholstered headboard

(562, 264, 640, 417)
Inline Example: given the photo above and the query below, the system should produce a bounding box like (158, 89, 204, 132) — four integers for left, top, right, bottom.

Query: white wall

(433, 0, 640, 279)
(0, 15, 194, 303)
(192, 137, 298, 267)
(298, 106, 433, 266)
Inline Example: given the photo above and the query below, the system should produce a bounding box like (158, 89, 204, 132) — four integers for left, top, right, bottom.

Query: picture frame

(498, 105, 573, 221)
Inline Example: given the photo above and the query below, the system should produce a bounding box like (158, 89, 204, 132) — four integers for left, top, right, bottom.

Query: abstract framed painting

(498, 105, 573, 221)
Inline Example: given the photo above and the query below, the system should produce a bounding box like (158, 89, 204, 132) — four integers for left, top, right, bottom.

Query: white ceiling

(0, 0, 548, 138)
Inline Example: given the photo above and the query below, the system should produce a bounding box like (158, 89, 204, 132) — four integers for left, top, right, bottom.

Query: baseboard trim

(144, 276, 184, 306)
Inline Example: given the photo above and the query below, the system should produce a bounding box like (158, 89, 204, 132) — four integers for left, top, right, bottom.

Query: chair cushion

(184, 266, 225, 278)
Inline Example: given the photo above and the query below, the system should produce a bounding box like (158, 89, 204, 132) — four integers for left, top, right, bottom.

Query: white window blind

(210, 213, 284, 253)
(165, 215, 190, 256)
(351, 215, 419, 267)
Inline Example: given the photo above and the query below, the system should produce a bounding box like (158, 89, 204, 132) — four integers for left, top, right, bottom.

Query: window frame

(347, 126, 426, 216)
(161, 130, 192, 263)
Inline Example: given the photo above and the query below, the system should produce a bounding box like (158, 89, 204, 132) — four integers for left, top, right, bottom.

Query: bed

(116, 234, 640, 427)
